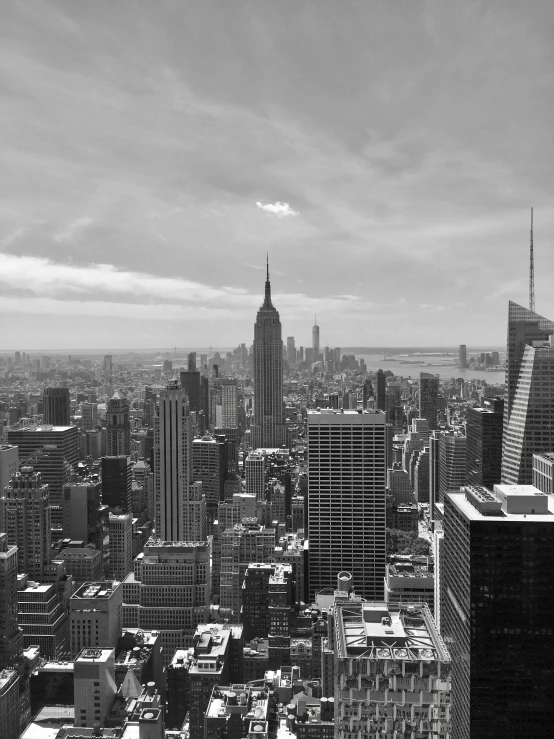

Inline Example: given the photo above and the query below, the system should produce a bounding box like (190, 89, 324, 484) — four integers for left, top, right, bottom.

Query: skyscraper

(101, 456, 133, 512)
(252, 261, 285, 448)
(154, 379, 204, 541)
(43, 387, 70, 426)
(7, 424, 78, 526)
(419, 372, 439, 430)
(286, 336, 296, 364)
(106, 390, 130, 456)
(502, 302, 554, 484)
(307, 409, 386, 601)
(375, 369, 386, 411)
(466, 397, 503, 490)
(458, 344, 467, 369)
(438, 431, 467, 503)
(0, 533, 21, 670)
(312, 316, 320, 361)
(0, 471, 51, 579)
(220, 378, 238, 428)
(442, 485, 554, 737)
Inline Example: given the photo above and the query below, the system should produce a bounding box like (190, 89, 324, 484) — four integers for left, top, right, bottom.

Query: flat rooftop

(76, 647, 114, 663)
(335, 601, 449, 663)
(8, 425, 74, 432)
(307, 409, 385, 418)
(452, 486, 554, 521)
(72, 582, 120, 599)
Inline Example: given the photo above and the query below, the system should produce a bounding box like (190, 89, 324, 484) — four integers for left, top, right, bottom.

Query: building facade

(0, 471, 51, 579)
(466, 397, 503, 490)
(442, 485, 554, 738)
(502, 301, 554, 484)
(106, 390, 131, 456)
(307, 409, 386, 601)
(419, 373, 439, 431)
(252, 264, 286, 449)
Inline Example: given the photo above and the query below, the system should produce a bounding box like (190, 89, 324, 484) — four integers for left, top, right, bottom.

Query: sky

(1, 0, 554, 351)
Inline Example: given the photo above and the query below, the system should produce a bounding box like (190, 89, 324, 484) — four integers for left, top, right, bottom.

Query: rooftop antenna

(529, 207, 535, 313)
(266, 253, 269, 281)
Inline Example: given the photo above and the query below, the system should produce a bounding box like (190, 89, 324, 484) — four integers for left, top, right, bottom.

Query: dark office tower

(502, 302, 554, 484)
(43, 387, 70, 426)
(106, 390, 130, 456)
(0, 471, 51, 579)
(63, 478, 109, 572)
(419, 372, 439, 430)
(180, 370, 201, 413)
(0, 533, 22, 669)
(458, 344, 467, 369)
(252, 261, 286, 448)
(187, 351, 196, 371)
(375, 369, 386, 411)
(7, 424, 78, 527)
(101, 456, 133, 512)
(466, 397, 504, 490)
(307, 409, 386, 601)
(312, 316, 320, 360)
(442, 486, 554, 738)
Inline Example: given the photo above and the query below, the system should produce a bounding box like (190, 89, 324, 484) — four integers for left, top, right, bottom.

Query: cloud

(0, 227, 27, 248)
(53, 217, 94, 243)
(256, 201, 298, 217)
(0, 253, 364, 319)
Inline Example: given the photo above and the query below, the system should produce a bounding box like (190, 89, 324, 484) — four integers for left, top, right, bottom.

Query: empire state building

(252, 260, 286, 448)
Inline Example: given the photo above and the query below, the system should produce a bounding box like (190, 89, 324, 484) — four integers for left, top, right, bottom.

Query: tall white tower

(154, 379, 205, 541)
(307, 409, 387, 601)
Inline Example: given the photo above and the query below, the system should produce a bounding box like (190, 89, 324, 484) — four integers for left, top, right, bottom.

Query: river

(355, 353, 505, 384)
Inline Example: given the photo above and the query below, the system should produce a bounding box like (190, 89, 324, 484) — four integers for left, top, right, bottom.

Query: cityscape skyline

(2, 2, 554, 348)
(3, 3, 554, 737)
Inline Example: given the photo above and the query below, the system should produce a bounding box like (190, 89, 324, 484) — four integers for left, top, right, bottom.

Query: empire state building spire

(252, 257, 286, 449)
(263, 253, 273, 308)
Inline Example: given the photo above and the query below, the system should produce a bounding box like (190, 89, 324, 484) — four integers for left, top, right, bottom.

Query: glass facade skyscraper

(442, 486, 554, 738)
(466, 397, 503, 490)
(502, 302, 554, 484)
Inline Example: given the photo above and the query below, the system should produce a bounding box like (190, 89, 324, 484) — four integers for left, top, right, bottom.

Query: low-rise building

(166, 623, 243, 737)
(384, 555, 434, 612)
(204, 684, 271, 739)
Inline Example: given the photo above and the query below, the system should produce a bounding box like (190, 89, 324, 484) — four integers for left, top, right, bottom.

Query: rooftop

(205, 684, 269, 721)
(8, 425, 74, 433)
(453, 485, 553, 521)
(72, 581, 120, 599)
(76, 647, 114, 663)
(534, 452, 554, 463)
(335, 601, 449, 663)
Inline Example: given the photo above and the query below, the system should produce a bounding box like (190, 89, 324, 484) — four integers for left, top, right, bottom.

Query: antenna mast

(529, 207, 535, 313)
